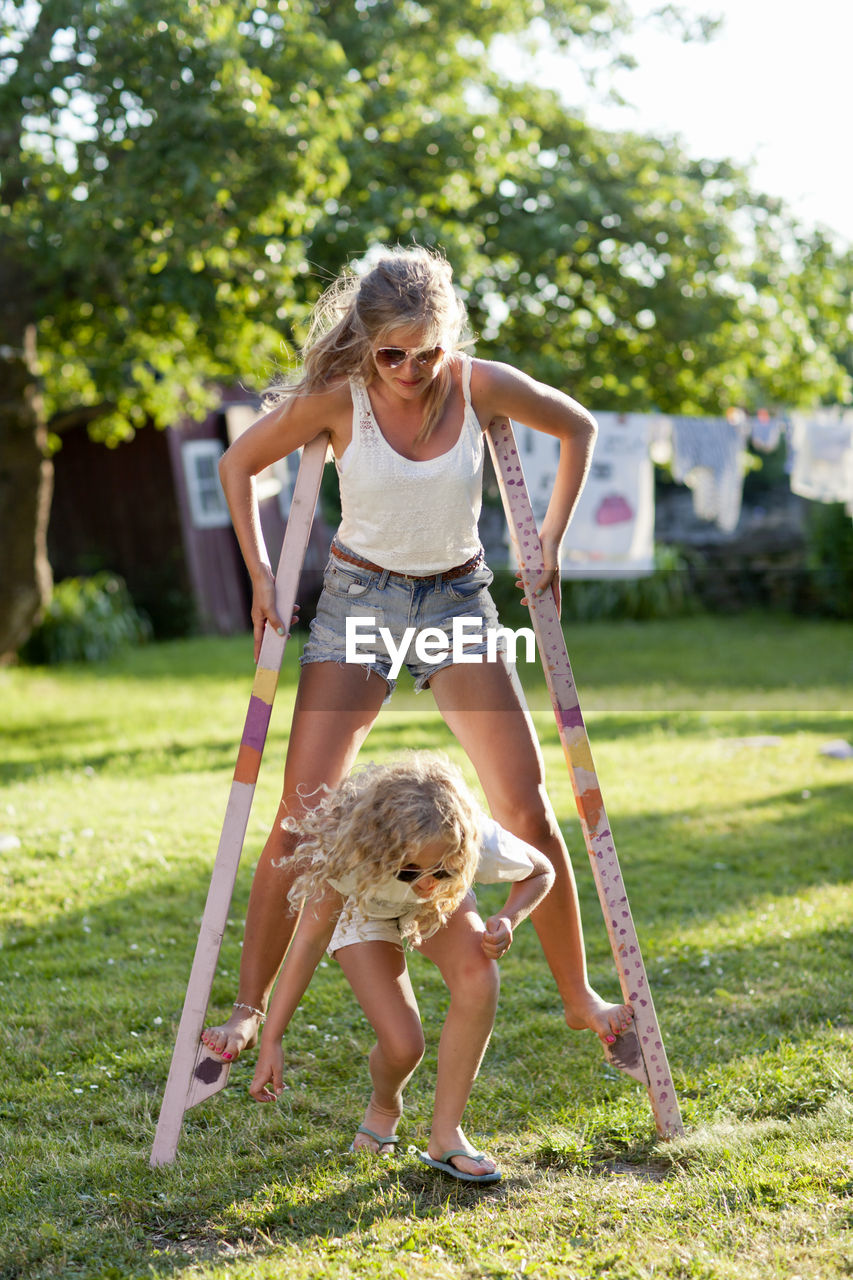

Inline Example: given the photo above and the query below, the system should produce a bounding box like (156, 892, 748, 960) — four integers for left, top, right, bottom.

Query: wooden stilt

(487, 418, 683, 1138)
(149, 433, 329, 1167)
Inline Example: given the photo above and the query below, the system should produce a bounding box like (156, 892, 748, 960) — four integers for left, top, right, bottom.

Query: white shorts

(328, 908, 407, 955)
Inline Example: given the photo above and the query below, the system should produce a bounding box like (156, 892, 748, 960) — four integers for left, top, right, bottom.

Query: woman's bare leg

(429, 659, 632, 1045)
(336, 941, 425, 1153)
(201, 661, 388, 1060)
(417, 894, 501, 1176)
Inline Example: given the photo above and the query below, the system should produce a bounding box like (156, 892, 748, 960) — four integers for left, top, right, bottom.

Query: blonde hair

(267, 245, 471, 442)
(283, 752, 482, 946)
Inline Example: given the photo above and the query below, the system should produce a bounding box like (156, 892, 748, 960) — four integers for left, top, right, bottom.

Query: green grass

(1, 614, 852, 1279)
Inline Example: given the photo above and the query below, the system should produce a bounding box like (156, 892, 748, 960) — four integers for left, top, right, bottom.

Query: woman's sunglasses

(374, 345, 444, 370)
(395, 863, 454, 884)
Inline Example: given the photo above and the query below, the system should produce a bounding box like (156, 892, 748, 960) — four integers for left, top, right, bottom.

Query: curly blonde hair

(266, 245, 471, 442)
(283, 752, 483, 946)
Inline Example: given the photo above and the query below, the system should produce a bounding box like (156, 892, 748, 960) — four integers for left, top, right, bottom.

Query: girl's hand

(249, 568, 294, 663)
(482, 915, 513, 959)
(249, 1041, 285, 1102)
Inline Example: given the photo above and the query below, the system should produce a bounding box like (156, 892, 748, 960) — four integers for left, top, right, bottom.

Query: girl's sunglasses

(374, 345, 444, 370)
(395, 863, 454, 884)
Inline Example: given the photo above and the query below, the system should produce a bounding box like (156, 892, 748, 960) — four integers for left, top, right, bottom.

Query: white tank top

(335, 355, 484, 574)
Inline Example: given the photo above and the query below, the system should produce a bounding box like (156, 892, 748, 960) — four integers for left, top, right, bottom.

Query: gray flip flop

(349, 1125, 400, 1156)
(417, 1148, 502, 1184)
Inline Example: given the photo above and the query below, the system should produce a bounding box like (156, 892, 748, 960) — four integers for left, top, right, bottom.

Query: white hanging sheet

(512, 414, 657, 578)
(788, 410, 853, 511)
(669, 415, 748, 533)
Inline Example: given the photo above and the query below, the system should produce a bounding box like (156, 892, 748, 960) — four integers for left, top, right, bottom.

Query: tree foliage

(1, 0, 850, 652)
(1, 0, 360, 433)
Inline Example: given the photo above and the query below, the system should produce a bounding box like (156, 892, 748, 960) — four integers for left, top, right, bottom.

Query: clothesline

(622, 407, 853, 527)
(510, 407, 853, 578)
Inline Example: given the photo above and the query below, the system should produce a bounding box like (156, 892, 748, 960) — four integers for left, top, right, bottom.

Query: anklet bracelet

(233, 1001, 266, 1023)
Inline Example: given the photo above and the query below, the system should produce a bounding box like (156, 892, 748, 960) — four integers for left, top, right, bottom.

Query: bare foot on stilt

(564, 989, 634, 1048)
(565, 993, 648, 1084)
(200, 1003, 265, 1062)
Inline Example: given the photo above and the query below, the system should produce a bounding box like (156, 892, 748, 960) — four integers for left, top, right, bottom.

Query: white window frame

(181, 439, 232, 529)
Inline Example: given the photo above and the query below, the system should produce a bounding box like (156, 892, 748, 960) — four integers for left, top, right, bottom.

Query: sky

(499, 0, 853, 242)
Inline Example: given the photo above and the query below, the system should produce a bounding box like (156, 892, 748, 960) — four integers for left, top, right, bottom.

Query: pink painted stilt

(149, 433, 329, 1167)
(487, 417, 683, 1138)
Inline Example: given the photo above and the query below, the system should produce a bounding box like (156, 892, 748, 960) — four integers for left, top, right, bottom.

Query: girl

(203, 244, 632, 1068)
(249, 753, 554, 1184)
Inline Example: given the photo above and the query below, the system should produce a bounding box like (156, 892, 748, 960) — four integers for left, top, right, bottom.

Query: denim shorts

(300, 541, 502, 698)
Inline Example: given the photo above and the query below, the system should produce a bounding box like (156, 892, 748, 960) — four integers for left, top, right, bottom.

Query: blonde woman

(248, 753, 554, 1183)
(203, 244, 633, 1070)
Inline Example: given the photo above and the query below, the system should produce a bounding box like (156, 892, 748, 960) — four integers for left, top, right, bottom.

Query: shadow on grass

(3, 771, 849, 959)
(4, 805, 849, 1074)
(4, 688, 849, 786)
(535, 710, 853, 741)
(141, 1157, 519, 1268)
(2, 840, 850, 1278)
(0, 729, 259, 784)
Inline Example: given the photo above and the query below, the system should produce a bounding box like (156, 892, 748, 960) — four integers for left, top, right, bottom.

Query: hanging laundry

(515, 418, 562, 528)
(788, 410, 853, 509)
(749, 410, 785, 454)
(648, 416, 673, 466)
(513, 414, 656, 577)
(669, 416, 748, 533)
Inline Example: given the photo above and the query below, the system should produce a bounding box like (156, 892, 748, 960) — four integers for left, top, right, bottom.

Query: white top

(334, 355, 485, 574)
(327, 817, 536, 921)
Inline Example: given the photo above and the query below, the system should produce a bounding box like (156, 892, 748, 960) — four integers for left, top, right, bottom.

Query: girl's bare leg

(201, 661, 388, 1060)
(335, 941, 425, 1154)
(430, 660, 633, 1045)
(416, 893, 501, 1176)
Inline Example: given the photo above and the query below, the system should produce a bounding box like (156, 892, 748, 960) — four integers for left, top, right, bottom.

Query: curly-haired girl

(249, 753, 554, 1184)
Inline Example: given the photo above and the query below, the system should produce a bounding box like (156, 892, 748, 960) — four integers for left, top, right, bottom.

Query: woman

(202, 243, 632, 1074)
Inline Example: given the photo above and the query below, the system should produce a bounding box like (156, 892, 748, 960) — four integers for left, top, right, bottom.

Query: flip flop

(349, 1125, 400, 1156)
(417, 1148, 502, 1185)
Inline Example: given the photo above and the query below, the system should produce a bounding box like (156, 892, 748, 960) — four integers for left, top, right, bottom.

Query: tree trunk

(0, 325, 53, 660)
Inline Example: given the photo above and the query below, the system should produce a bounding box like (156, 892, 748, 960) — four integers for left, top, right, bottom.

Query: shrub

(20, 572, 152, 665)
(562, 544, 699, 622)
(489, 545, 699, 626)
(802, 501, 853, 618)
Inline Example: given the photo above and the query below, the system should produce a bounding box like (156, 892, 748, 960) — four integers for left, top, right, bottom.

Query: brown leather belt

(330, 541, 484, 582)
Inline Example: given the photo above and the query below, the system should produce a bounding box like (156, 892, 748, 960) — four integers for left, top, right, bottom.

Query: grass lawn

(1, 613, 852, 1279)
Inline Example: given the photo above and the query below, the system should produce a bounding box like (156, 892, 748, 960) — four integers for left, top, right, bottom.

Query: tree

(306, 62, 851, 414)
(1, 0, 359, 653)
